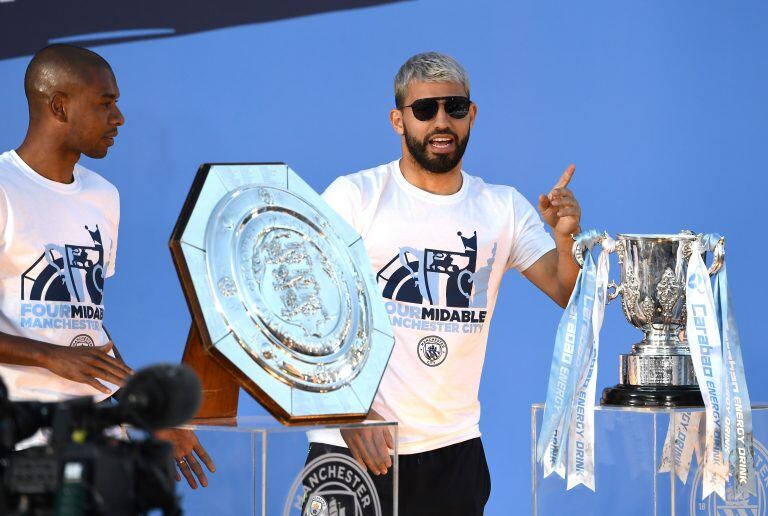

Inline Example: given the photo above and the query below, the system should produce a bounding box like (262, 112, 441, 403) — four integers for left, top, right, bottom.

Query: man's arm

(340, 409, 394, 476)
(102, 326, 216, 489)
(521, 165, 582, 308)
(0, 331, 131, 394)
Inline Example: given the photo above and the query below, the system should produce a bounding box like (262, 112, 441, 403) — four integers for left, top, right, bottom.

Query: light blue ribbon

(537, 230, 600, 474)
(705, 234, 755, 498)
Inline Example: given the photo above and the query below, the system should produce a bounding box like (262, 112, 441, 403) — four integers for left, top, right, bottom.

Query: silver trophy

(574, 231, 724, 407)
(170, 163, 394, 424)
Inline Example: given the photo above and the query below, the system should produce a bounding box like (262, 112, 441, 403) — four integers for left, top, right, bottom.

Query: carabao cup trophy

(574, 231, 725, 407)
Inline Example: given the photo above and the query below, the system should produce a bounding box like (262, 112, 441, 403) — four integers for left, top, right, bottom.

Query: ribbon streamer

(538, 230, 611, 491)
(658, 411, 702, 484)
(658, 235, 754, 501)
(684, 235, 757, 501)
(566, 235, 612, 490)
(707, 235, 755, 500)
(685, 239, 728, 499)
(540, 231, 755, 500)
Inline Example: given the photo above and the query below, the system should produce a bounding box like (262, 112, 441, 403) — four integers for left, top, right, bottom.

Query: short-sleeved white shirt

(308, 160, 554, 454)
(0, 150, 119, 402)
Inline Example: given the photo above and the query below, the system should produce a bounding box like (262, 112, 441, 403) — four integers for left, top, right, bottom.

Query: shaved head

(24, 44, 113, 117)
(19, 44, 124, 162)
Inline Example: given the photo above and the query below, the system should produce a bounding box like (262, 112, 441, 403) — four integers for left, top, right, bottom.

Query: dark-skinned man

(0, 44, 214, 490)
(307, 52, 582, 515)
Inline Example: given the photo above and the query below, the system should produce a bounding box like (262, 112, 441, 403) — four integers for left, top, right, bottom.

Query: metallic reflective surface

(171, 164, 394, 423)
(205, 185, 370, 392)
(573, 231, 725, 391)
(620, 354, 697, 386)
(613, 233, 693, 353)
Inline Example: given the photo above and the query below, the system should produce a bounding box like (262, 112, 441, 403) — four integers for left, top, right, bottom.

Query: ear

(50, 92, 68, 123)
(468, 102, 477, 129)
(390, 108, 404, 136)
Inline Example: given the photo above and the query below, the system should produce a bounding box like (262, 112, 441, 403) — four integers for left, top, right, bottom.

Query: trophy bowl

(574, 230, 725, 407)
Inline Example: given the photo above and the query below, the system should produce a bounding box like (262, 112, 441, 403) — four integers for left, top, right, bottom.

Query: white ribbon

(538, 230, 611, 491)
(566, 236, 613, 491)
(659, 236, 755, 501)
(538, 231, 603, 479)
(685, 240, 728, 500)
(659, 411, 702, 484)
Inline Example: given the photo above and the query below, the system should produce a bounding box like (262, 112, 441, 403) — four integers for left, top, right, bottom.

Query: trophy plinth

(575, 231, 724, 408)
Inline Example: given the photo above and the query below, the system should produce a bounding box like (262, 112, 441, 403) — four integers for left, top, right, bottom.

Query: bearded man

(307, 51, 583, 515)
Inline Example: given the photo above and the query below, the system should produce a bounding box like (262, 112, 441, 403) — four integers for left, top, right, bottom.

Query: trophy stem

(633, 325, 685, 352)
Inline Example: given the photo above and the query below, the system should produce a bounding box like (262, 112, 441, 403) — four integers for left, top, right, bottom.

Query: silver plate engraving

(205, 185, 372, 392)
(174, 164, 395, 422)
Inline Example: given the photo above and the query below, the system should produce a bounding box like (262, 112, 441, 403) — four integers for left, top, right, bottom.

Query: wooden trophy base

(182, 323, 240, 420)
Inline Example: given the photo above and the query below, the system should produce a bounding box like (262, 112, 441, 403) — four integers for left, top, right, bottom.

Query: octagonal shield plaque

(170, 163, 394, 424)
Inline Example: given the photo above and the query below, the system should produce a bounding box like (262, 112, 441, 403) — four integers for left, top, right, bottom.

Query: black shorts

(305, 438, 491, 516)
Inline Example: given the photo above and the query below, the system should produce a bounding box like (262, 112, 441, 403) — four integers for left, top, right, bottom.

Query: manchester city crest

(417, 335, 448, 367)
(305, 495, 328, 516)
(285, 452, 381, 516)
(690, 439, 768, 515)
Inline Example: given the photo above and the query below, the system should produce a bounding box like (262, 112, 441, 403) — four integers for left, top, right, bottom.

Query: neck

(15, 127, 80, 184)
(398, 154, 463, 195)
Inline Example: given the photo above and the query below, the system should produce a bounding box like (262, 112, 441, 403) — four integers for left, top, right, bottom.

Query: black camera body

(5, 432, 178, 515)
(0, 364, 201, 515)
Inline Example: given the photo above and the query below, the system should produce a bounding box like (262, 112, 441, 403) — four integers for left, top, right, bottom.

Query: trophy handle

(607, 281, 622, 303)
(572, 231, 621, 302)
(572, 239, 586, 268)
(707, 236, 725, 276)
(571, 231, 612, 268)
(684, 231, 726, 276)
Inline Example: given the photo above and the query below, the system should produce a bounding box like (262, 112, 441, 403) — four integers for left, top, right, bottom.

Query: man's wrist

(553, 227, 581, 245)
(27, 339, 54, 369)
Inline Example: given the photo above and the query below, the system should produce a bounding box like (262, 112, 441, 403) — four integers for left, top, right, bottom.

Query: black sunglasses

(400, 96, 471, 122)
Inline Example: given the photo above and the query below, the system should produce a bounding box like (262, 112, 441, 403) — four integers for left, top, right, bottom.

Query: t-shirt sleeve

(105, 188, 120, 278)
(506, 189, 556, 272)
(321, 176, 361, 233)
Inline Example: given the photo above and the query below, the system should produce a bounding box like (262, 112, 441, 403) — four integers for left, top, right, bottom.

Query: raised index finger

(553, 164, 576, 189)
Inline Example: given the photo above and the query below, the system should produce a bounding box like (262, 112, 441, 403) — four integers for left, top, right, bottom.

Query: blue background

(1, 1, 766, 513)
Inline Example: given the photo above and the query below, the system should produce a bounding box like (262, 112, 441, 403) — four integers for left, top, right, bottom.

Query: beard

(404, 125, 470, 174)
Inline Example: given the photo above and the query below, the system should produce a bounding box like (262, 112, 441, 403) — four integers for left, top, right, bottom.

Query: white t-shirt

(0, 150, 119, 402)
(308, 160, 555, 454)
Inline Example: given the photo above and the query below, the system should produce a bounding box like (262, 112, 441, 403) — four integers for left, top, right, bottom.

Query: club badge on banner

(537, 230, 612, 491)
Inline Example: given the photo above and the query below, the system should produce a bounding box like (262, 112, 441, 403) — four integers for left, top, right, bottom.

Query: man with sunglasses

(307, 52, 582, 515)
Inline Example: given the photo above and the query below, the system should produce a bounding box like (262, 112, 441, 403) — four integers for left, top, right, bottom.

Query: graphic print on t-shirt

(22, 225, 105, 304)
(377, 231, 496, 337)
(19, 225, 107, 336)
(377, 231, 495, 308)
